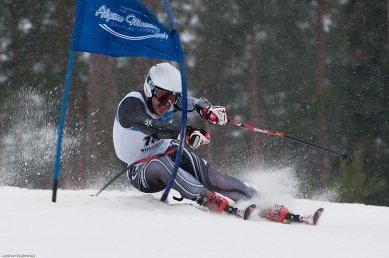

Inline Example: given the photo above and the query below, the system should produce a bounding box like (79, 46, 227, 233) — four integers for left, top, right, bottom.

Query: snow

(1, 187, 388, 258)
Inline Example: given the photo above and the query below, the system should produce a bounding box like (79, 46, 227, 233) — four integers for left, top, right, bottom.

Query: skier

(113, 62, 309, 223)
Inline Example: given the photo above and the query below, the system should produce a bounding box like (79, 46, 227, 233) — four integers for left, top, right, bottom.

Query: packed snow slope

(1, 187, 388, 258)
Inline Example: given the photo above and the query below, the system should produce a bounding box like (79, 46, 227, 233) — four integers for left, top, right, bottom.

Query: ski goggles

(154, 87, 181, 106)
(147, 75, 181, 105)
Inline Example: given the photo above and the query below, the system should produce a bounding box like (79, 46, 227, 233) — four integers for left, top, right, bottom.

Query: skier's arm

(118, 97, 181, 139)
(175, 96, 227, 125)
(134, 116, 181, 139)
(174, 96, 199, 112)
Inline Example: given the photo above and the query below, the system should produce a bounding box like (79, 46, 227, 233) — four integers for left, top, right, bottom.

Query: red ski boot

(204, 192, 230, 212)
(260, 205, 290, 223)
(201, 192, 240, 215)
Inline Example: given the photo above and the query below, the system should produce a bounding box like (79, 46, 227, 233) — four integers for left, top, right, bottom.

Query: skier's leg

(127, 157, 206, 201)
(168, 147, 259, 202)
(127, 156, 241, 215)
(202, 164, 259, 202)
(168, 147, 205, 181)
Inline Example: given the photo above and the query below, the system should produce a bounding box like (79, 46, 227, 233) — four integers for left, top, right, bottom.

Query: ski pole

(228, 119, 349, 160)
(92, 147, 178, 197)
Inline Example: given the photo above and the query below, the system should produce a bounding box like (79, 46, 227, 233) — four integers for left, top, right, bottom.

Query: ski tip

(313, 208, 324, 225)
(243, 204, 257, 220)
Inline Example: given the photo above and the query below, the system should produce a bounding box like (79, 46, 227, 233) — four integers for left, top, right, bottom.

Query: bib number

(143, 136, 157, 147)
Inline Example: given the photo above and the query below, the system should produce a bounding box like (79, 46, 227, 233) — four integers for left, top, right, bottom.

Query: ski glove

(206, 106, 228, 125)
(196, 97, 228, 125)
(198, 105, 228, 125)
(185, 126, 210, 149)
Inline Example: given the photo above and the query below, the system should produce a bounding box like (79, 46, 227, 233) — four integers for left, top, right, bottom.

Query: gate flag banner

(72, 0, 181, 61)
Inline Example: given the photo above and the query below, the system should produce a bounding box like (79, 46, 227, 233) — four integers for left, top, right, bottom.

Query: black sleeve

(194, 97, 212, 117)
(174, 96, 198, 112)
(118, 97, 181, 139)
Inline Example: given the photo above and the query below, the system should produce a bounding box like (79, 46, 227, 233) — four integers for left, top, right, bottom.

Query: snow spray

(0, 87, 80, 188)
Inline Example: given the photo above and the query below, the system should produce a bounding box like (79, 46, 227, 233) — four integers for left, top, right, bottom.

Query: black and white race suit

(113, 91, 258, 202)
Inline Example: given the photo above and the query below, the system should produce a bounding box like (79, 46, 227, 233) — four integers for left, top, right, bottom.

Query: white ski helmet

(144, 62, 182, 99)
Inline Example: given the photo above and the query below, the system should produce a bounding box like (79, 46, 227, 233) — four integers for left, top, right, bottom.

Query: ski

(224, 203, 257, 220)
(243, 204, 257, 220)
(313, 207, 324, 225)
(240, 205, 324, 225)
(288, 207, 324, 225)
(308, 207, 324, 225)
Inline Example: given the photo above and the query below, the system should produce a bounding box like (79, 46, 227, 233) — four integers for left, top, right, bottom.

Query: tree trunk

(130, 58, 154, 91)
(9, 2, 21, 77)
(129, 0, 160, 90)
(0, 110, 3, 130)
(55, 0, 74, 69)
(314, 2, 330, 184)
(387, 0, 389, 49)
(86, 54, 117, 188)
(249, 24, 261, 167)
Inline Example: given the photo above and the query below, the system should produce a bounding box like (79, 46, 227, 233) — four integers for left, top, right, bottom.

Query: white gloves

(185, 126, 210, 149)
(196, 98, 228, 125)
(205, 106, 228, 125)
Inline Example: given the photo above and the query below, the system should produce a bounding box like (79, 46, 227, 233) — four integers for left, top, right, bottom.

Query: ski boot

(260, 205, 291, 223)
(198, 191, 242, 216)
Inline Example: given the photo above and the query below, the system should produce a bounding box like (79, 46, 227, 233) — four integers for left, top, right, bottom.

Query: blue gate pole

(160, 0, 187, 202)
(52, 50, 75, 202)
(51, 0, 85, 202)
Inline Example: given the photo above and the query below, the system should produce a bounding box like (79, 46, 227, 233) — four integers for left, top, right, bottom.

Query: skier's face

(151, 96, 171, 116)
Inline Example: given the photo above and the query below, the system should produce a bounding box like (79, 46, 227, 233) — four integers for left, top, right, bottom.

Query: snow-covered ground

(1, 186, 388, 258)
